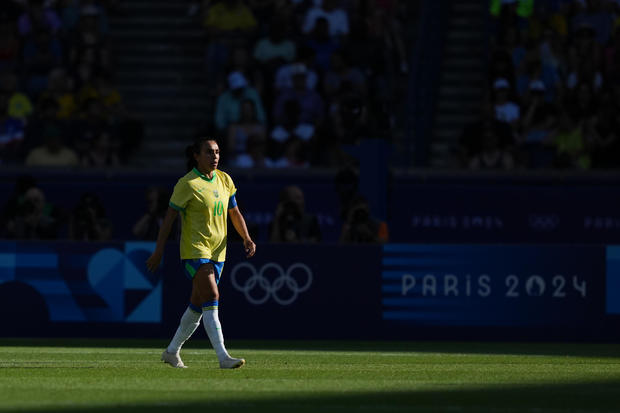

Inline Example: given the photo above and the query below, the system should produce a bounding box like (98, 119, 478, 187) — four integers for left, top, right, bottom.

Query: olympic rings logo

(230, 262, 313, 305)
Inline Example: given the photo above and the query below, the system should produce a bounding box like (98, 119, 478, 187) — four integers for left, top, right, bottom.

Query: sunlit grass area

(1, 339, 619, 412)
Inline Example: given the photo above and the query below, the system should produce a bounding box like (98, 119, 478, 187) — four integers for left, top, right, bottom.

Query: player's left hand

(243, 238, 256, 258)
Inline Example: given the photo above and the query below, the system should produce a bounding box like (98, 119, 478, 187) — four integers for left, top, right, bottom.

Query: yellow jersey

(169, 168, 237, 261)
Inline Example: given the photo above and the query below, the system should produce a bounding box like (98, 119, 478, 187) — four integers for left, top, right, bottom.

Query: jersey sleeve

(169, 179, 192, 212)
(226, 173, 237, 209)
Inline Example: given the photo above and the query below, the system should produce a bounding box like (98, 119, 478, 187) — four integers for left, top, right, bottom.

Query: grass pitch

(0, 339, 619, 412)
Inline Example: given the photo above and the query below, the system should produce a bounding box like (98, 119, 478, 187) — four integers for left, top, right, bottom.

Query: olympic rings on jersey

(230, 262, 313, 305)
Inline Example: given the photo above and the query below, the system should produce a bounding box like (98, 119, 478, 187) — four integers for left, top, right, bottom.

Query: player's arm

(146, 207, 179, 272)
(229, 205, 256, 258)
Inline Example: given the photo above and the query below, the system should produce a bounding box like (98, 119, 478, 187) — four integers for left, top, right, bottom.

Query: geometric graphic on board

(86, 242, 161, 323)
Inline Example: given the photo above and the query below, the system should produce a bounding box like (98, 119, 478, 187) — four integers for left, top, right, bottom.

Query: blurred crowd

(193, 0, 414, 168)
(460, 0, 620, 170)
(0, 0, 142, 168)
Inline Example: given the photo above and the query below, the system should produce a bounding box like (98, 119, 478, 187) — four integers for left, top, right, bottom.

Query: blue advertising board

(389, 179, 620, 244)
(382, 244, 603, 328)
(0, 241, 163, 324)
(1, 240, 619, 341)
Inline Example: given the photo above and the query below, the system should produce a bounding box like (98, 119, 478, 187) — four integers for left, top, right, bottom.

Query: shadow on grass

(1, 338, 619, 359)
(4, 379, 620, 413)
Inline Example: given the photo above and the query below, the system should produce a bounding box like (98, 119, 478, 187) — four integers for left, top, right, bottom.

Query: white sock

(202, 301, 230, 361)
(166, 306, 202, 354)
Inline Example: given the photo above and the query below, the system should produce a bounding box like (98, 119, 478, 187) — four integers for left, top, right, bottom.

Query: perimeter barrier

(1, 241, 619, 341)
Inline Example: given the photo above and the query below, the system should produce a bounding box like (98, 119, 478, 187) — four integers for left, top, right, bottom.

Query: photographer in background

(69, 192, 111, 240)
(269, 185, 321, 243)
(340, 195, 388, 244)
(132, 186, 170, 240)
(5, 187, 62, 240)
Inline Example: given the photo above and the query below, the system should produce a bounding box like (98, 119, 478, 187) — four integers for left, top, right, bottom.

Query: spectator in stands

(22, 28, 63, 97)
(0, 86, 26, 164)
(252, 14, 296, 106)
(516, 51, 561, 102)
(302, 0, 349, 39)
(223, 45, 264, 96)
(492, 77, 520, 128)
(5, 186, 62, 240)
(69, 192, 112, 240)
(468, 126, 515, 170)
(488, 50, 517, 91)
(133, 186, 170, 240)
(214, 70, 266, 134)
(230, 133, 269, 168)
(74, 97, 111, 158)
(273, 63, 324, 127)
(339, 194, 387, 244)
(203, 0, 258, 91)
(323, 50, 367, 98)
(38, 68, 77, 120)
(269, 185, 321, 243)
(68, 5, 111, 77)
(271, 137, 309, 168)
(538, 25, 568, 87)
(273, 45, 319, 92)
(252, 15, 296, 70)
(269, 99, 314, 163)
(17, 0, 62, 37)
(81, 130, 119, 166)
(227, 98, 265, 165)
(304, 17, 341, 73)
(1, 72, 33, 123)
(551, 110, 590, 169)
(518, 81, 557, 168)
(24, 124, 79, 167)
(458, 102, 514, 167)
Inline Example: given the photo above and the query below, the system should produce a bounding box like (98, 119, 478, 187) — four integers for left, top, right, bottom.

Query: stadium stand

(455, 0, 620, 170)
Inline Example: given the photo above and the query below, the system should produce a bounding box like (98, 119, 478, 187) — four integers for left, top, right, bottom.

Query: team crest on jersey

(213, 190, 219, 198)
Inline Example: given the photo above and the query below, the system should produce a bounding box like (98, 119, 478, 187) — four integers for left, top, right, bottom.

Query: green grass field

(1, 339, 619, 413)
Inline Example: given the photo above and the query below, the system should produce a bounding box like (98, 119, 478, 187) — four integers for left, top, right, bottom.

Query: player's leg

(161, 260, 204, 368)
(161, 302, 202, 368)
(192, 263, 245, 369)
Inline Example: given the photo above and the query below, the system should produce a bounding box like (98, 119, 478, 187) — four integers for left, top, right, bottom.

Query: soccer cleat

(219, 356, 245, 369)
(161, 350, 187, 368)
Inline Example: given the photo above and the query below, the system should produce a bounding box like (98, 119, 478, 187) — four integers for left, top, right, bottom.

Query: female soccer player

(146, 137, 256, 369)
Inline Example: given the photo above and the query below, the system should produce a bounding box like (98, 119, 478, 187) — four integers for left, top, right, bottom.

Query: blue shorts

(182, 259, 224, 285)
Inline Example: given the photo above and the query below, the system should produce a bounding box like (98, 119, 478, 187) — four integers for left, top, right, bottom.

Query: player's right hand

(146, 252, 162, 273)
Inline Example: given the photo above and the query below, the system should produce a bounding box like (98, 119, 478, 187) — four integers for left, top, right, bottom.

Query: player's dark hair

(185, 137, 217, 172)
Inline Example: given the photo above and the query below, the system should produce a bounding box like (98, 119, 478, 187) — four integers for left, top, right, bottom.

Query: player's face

(195, 140, 220, 173)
